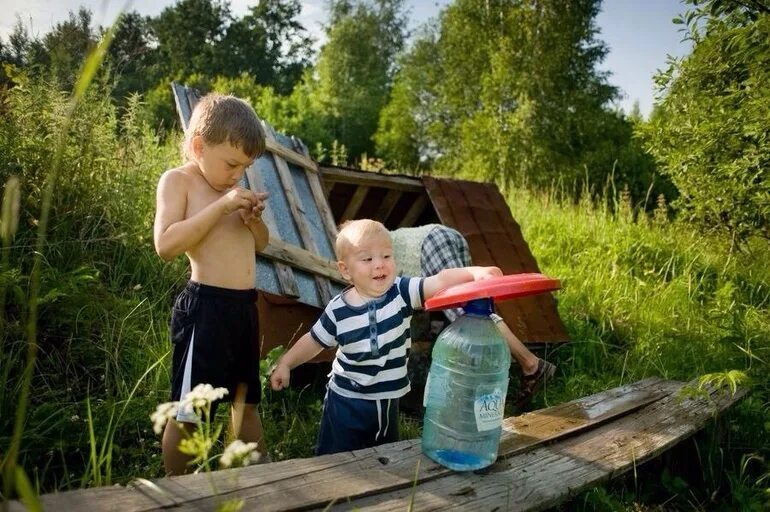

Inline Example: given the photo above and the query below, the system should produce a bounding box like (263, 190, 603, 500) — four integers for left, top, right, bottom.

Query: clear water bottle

(422, 297, 511, 471)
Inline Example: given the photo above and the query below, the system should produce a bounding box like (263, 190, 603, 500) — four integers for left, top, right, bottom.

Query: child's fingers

(270, 376, 284, 390)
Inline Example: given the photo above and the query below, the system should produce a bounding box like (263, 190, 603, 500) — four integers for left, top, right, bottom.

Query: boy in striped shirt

(270, 219, 501, 455)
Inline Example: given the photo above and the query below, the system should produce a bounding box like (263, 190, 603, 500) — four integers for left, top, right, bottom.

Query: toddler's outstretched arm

(423, 266, 502, 300)
(269, 332, 325, 390)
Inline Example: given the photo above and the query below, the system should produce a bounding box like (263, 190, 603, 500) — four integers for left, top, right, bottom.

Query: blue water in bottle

(422, 298, 511, 471)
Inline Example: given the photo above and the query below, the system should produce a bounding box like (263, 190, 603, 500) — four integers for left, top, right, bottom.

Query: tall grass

(0, 61, 181, 496)
(505, 185, 770, 509)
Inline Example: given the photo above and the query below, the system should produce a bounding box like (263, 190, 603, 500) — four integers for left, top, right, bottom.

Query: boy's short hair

(183, 93, 266, 160)
(335, 219, 391, 260)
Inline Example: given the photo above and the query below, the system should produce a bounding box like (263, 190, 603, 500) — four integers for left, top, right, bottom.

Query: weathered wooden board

(321, 167, 424, 193)
(10, 379, 689, 512)
(245, 165, 300, 298)
(321, 382, 748, 511)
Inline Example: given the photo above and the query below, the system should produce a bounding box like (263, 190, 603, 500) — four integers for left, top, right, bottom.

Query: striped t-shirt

(310, 276, 424, 400)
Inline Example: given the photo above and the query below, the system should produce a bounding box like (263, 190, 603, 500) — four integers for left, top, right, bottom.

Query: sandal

(515, 359, 556, 409)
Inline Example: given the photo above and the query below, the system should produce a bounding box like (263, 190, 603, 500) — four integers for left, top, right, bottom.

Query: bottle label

(474, 386, 506, 431)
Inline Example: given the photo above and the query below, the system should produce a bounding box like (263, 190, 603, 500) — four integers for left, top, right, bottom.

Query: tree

(148, 0, 232, 79)
(38, 8, 98, 90)
(222, 0, 315, 94)
(104, 12, 158, 103)
(374, 26, 441, 170)
(640, 0, 770, 243)
(311, 0, 408, 161)
(376, 0, 661, 197)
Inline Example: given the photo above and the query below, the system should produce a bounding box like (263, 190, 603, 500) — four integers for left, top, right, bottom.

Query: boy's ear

(191, 135, 205, 158)
(337, 260, 351, 282)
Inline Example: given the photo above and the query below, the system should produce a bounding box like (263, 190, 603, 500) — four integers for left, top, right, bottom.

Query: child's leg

(231, 402, 267, 456)
(316, 389, 382, 455)
(161, 420, 197, 476)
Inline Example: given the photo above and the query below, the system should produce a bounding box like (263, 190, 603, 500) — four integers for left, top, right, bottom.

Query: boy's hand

(220, 187, 262, 215)
(269, 363, 290, 390)
(239, 192, 269, 224)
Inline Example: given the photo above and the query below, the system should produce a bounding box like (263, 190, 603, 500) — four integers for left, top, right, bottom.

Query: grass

(0, 70, 768, 511)
(506, 185, 770, 509)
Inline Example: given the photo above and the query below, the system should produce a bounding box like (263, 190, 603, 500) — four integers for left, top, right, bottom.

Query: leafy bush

(0, 71, 182, 491)
(640, 3, 770, 244)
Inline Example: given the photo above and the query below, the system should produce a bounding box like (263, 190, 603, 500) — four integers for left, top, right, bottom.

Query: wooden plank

(323, 180, 335, 198)
(178, 379, 681, 511)
(265, 137, 319, 174)
(341, 185, 370, 223)
(321, 166, 424, 193)
(374, 189, 402, 223)
(334, 380, 748, 511)
(264, 123, 332, 304)
(397, 194, 429, 228)
(245, 166, 300, 298)
(262, 238, 346, 285)
(170, 81, 193, 130)
(15, 379, 682, 511)
(292, 136, 339, 245)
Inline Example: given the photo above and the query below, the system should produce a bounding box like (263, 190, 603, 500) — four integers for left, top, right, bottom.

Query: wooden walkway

(8, 378, 745, 511)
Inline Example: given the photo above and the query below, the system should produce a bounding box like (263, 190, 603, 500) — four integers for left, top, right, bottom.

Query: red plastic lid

(424, 273, 561, 311)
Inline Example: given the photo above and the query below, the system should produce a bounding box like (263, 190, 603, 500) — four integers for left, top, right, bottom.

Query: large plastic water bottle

(422, 297, 511, 471)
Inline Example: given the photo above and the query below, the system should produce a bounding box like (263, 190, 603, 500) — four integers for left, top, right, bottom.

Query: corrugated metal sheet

(423, 176, 569, 344)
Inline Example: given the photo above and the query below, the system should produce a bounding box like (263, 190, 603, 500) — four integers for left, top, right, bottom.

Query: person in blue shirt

(269, 219, 501, 455)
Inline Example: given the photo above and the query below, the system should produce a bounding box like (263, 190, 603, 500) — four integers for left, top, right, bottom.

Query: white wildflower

(150, 401, 179, 435)
(220, 440, 259, 468)
(179, 384, 228, 411)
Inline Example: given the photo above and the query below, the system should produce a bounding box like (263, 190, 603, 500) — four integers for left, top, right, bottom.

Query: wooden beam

(397, 193, 429, 227)
(262, 239, 346, 285)
(265, 138, 319, 174)
(342, 380, 748, 511)
(320, 166, 424, 192)
(374, 189, 402, 223)
(341, 185, 369, 223)
(264, 123, 333, 303)
(245, 166, 300, 298)
(19, 378, 713, 511)
(292, 136, 339, 244)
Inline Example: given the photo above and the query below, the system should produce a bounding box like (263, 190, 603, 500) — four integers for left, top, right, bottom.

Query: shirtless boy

(153, 93, 269, 475)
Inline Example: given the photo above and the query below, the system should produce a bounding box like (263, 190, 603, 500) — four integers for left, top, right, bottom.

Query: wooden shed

(171, 83, 569, 361)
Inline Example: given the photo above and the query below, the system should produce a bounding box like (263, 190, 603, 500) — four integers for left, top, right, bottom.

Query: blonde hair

(335, 219, 391, 260)
(182, 93, 266, 161)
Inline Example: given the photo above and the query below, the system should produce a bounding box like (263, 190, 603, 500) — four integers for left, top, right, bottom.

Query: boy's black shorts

(170, 281, 261, 420)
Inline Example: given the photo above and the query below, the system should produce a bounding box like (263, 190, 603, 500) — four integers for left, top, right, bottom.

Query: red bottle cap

(424, 273, 561, 311)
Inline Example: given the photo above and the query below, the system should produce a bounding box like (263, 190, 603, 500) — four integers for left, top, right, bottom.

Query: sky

(0, 0, 692, 117)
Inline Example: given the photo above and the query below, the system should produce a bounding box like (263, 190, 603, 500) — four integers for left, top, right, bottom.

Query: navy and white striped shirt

(311, 276, 424, 400)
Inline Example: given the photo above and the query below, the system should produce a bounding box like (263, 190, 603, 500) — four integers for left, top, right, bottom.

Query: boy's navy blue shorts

(170, 281, 260, 422)
(316, 388, 399, 455)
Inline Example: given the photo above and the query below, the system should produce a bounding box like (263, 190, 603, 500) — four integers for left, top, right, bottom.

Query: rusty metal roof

(423, 176, 569, 344)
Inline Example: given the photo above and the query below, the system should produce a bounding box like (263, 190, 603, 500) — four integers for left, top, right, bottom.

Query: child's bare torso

(183, 168, 257, 290)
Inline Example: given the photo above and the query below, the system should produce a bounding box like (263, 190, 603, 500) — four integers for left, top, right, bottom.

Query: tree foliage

(640, 0, 770, 243)
(376, 0, 664, 200)
(311, 0, 408, 160)
(1, 1, 315, 131)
